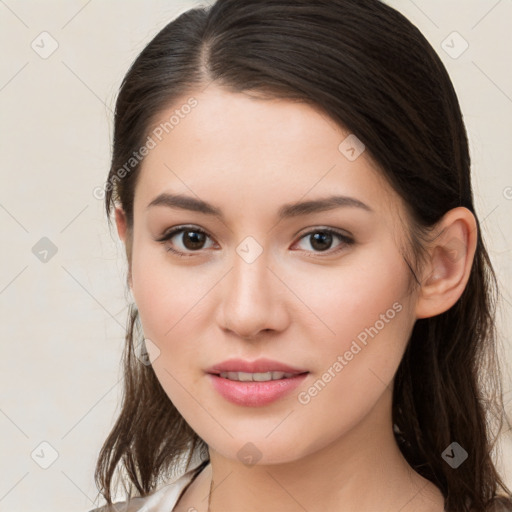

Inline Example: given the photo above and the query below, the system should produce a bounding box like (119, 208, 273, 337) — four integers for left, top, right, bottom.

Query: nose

(216, 249, 290, 341)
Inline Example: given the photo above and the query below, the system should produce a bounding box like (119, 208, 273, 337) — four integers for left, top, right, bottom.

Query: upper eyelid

(158, 225, 211, 242)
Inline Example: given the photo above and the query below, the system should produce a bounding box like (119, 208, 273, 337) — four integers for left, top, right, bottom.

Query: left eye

(294, 229, 354, 254)
(156, 226, 354, 257)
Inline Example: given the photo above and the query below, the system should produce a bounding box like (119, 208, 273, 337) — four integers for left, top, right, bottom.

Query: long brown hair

(94, 1, 512, 510)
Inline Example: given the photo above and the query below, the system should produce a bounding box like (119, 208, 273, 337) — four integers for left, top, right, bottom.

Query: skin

(115, 85, 477, 512)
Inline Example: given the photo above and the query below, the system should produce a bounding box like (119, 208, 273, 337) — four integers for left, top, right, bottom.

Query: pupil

(184, 231, 205, 250)
(311, 232, 332, 251)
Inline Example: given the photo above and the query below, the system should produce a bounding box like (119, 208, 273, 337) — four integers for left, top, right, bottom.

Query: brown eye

(294, 228, 354, 255)
(156, 226, 215, 257)
(179, 230, 208, 250)
(309, 231, 334, 252)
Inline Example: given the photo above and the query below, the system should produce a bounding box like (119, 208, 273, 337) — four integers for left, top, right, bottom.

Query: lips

(207, 372, 309, 407)
(205, 358, 310, 407)
(205, 357, 309, 375)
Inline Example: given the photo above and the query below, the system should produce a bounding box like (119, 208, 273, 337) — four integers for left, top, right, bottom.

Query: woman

(89, 0, 512, 510)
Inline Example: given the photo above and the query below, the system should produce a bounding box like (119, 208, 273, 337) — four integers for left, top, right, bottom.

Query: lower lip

(207, 373, 309, 407)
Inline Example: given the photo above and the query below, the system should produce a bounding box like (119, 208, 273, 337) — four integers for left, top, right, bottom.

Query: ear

(415, 207, 478, 319)
(115, 206, 128, 243)
(114, 206, 133, 289)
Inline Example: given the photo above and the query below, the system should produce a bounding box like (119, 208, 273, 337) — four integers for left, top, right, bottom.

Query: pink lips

(205, 358, 309, 407)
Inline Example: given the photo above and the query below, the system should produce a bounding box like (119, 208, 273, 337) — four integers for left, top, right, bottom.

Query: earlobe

(415, 207, 478, 319)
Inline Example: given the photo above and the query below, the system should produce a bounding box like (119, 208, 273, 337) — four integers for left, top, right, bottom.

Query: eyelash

(156, 225, 355, 259)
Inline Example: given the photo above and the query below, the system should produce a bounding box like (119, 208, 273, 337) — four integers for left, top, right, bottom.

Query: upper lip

(206, 358, 309, 375)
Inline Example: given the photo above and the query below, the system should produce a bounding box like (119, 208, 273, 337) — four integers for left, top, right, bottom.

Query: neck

(204, 390, 443, 512)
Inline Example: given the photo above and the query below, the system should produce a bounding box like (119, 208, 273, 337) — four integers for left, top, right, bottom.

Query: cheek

(131, 252, 170, 339)
(130, 242, 205, 339)
(288, 246, 411, 347)
(129, 245, 224, 408)
(289, 247, 413, 411)
(290, 258, 412, 448)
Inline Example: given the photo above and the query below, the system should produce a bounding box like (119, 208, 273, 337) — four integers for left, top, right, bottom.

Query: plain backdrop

(0, 1, 511, 510)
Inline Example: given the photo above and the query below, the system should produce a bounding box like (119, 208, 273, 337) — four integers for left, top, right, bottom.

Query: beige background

(0, 0, 511, 510)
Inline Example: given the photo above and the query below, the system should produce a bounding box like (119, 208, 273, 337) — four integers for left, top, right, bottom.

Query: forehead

(134, 85, 404, 225)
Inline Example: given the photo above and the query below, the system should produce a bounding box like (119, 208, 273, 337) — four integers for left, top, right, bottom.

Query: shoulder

(88, 462, 208, 512)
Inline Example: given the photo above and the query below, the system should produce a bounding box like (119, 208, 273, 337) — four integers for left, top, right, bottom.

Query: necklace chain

(207, 474, 214, 512)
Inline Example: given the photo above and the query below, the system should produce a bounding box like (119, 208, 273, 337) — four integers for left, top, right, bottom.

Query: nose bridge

(229, 238, 273, 306)
(219, 236, 285, 338)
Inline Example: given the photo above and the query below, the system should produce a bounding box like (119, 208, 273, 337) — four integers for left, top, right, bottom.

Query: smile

(219, 371, 299, 381)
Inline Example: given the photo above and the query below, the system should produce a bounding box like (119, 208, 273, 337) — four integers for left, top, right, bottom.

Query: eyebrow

(146, 192, 374, 220)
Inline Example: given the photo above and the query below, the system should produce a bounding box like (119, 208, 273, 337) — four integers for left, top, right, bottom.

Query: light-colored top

(88, 459, 208, 512)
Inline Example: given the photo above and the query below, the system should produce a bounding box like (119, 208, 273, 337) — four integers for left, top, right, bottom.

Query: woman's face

(121, 85, 421, 464)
